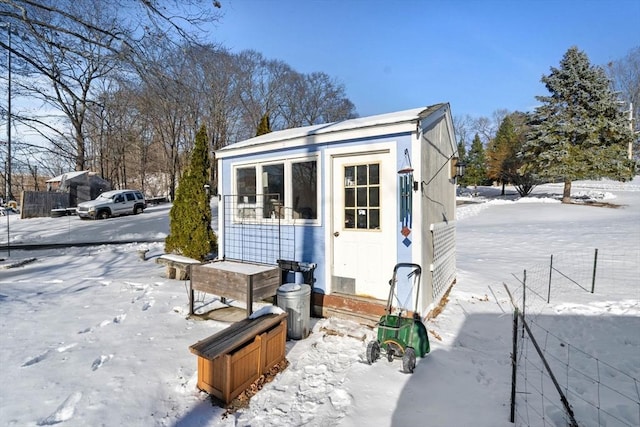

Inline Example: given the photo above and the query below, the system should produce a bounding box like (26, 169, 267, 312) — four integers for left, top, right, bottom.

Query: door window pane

(369, 187, 379, 207)
(369, 164, 380, 185)
(345, 188, 355, 207)
(370, 209, 380, 229)
(356, 187, 367, 207)
(345, 166, 355, 187)
(345, 209, 355, 228)
(356, 165, 368, 185)
(357, 209, 368, 228)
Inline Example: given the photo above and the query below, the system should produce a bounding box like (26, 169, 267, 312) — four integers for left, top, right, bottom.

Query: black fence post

(591, 248, 598, 294)
(548, 254, 553, 303)
(510, 307, 519, 423)
(522, 270, 526, 337)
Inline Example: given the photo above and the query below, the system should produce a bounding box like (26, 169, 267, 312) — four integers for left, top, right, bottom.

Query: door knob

(333, 231, 340, 237)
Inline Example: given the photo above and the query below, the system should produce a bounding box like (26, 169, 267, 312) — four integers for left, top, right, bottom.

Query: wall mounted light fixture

(451, 157, 466, 179)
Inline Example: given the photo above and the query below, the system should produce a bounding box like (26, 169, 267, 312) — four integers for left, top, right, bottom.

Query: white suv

(77, 189, 146, 220)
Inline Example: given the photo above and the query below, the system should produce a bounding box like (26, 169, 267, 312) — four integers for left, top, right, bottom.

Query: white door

(331, 152, 396, 300)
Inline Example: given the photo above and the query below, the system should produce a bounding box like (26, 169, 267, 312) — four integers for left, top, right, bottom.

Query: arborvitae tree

(522, 46, 635, 203)
(487, 112, 537, 196)
(256, 113, 272, 136)
(165, 125, 217, 260)
(463, 133, 489, 188)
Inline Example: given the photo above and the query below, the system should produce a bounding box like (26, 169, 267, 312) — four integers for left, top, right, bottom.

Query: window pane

(356, 165, 368, 185)
(357, 209, 367, 229)
(369, 164, 379, 185)
(263, 164, 284, 197)
(292, 161, 317, 219)
(345, 209, 355, 228)
(345, 166, 355, 187)
(237, 167, 256, 203)
(356, 187, 367, 207)
(345, 188, 355, 207)
(370, 209, 380, 229)
(369, 187, 379, 207)
(263, 164, 284, 218)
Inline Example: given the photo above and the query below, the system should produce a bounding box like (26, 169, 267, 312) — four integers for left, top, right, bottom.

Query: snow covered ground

(0, 178, 638, 426)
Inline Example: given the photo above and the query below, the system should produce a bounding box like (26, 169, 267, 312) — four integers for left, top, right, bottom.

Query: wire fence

(221, 194, 296, 265)
(505, 248, 640, 426)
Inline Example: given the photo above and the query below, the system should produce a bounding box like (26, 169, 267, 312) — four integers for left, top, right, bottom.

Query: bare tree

(0, 0, 222, 172)
(278, 71, 356, 127)
(1, 2, 359, 200)
(233, 50, 296, 137)
(453, 114, 474, 151)
(607, 46, 640, 159)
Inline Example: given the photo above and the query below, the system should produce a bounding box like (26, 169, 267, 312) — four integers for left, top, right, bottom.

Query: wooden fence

(20, 191, 71, 219)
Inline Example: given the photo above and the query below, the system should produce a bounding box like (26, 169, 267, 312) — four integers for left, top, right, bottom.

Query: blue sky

(208, 0, 639, 119)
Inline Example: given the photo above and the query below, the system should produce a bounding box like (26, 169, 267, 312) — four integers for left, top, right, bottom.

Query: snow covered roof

(46, 170, 89, 183)
(216, 104, 447, 158)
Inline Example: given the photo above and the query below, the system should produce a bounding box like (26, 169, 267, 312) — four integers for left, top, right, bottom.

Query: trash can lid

(278, 283, 302, 292)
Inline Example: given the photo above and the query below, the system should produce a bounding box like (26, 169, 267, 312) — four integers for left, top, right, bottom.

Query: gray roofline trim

(216, 104, 448, 158)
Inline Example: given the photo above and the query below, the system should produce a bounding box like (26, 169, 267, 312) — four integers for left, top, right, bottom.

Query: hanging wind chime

(398, 148, 414, 247)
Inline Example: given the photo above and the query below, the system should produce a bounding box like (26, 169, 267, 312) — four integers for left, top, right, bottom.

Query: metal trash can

(276, 283, 311, 340)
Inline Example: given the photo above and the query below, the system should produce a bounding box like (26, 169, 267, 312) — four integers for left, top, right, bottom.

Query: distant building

(46, 171, 111, 206)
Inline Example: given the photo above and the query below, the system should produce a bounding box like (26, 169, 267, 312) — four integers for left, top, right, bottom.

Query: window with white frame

(343, 163, 380, 229)
(234, 157, 318, 222)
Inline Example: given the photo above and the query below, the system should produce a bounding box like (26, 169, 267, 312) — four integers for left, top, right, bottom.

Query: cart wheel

(366, 341, 380, 364)
(402, 347, 416, 373)
(386, 343, 397, 362)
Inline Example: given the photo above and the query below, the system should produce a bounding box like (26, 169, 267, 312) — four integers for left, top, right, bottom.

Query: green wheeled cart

(366, 263, 430, 373)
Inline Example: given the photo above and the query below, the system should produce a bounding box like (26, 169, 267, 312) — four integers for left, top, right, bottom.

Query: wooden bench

(189, 312, 287, 404)
(156, 254, 201, 280)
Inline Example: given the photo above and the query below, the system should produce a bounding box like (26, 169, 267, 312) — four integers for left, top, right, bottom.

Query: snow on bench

(156, 254, 201, 280)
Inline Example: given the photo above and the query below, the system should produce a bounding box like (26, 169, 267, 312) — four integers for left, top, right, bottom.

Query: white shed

(215, 104, 460, 319)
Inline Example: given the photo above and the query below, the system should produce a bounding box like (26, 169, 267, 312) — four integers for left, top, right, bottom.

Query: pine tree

(463, 133, 489, 189)
(522, 46, 635, 203)
(457, 140, 467, 163)
(165, 125, 217, 261)
(456, 140, 469, 186)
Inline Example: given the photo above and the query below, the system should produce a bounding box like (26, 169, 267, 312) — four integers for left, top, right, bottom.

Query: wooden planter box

(189, 312, 287, 404)
(190, 261, 281, 316)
